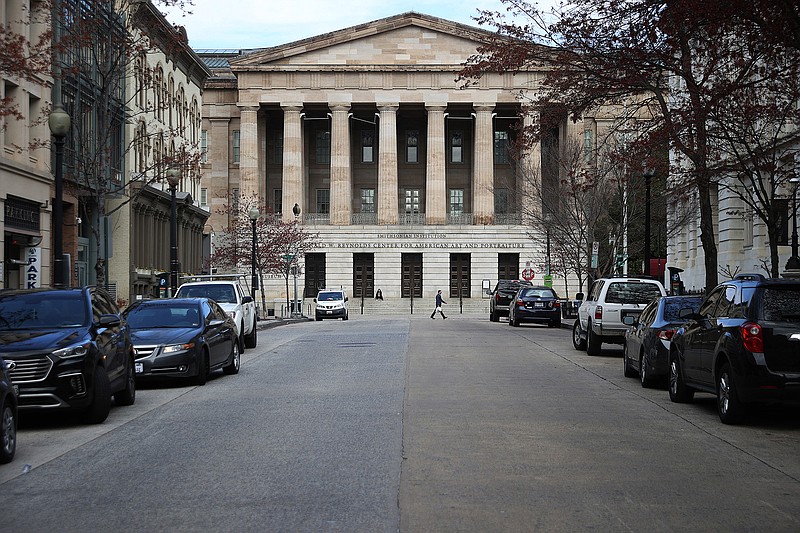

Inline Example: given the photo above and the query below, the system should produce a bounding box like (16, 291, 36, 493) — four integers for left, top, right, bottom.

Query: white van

(314, 289, 349, 321)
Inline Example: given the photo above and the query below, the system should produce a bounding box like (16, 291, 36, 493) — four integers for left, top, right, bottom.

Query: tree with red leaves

(211, 195, 319, 316)
(462, 0, 800, 292)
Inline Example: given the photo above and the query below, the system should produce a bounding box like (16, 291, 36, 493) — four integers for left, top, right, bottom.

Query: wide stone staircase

(350, 297, 491, 317)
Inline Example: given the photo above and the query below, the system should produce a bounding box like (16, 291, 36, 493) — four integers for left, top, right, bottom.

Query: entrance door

(353, 253, 374, 298)
(498, 253, 520, 280)
(304, 253, 326, 297)
(401, 253, 423, 298)
(450, 253, 471, 298)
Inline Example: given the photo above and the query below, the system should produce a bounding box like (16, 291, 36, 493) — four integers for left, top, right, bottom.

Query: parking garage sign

(26, 247, 41, 288)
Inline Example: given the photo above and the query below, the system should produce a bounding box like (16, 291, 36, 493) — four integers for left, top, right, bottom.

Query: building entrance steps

(351, 297, 490, 316)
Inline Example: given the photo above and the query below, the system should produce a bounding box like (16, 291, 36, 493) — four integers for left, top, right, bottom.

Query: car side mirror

(313, 298, 317, 303)
(575, 292, 584, 301)
(242, 296, 253, 304)
(622, 315, 636, 326)
(208, 318, 225, 328)
(98, 314, 121, 327)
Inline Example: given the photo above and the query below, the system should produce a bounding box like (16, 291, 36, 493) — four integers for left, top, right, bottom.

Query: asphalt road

(2, 315, 799, 532)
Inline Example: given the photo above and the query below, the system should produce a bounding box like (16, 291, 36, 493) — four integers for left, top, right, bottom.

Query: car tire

(223, 340, 240, 375)
(343, 313, 348, 321)
(586, 322, 602, 356)
(0, 402, 16, 464)
(572, 320, 587, 350)
(639, 353, 657, 388)
(113, 355, 136, 406)
(717, 362, 745, 425)
(83, 366, 111, 424)
(623, 344, 637, 378)
(316, 316, 322, 321)
(244, 323, 257, 349)
(194, 350, 209, 386)
(668, 351, 694, 403)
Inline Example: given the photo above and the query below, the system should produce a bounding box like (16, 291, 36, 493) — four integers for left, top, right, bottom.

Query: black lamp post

(48, 105, 71, 288)
(292, 203, 301, 317)
(166, 168, 180, 295)
(248, 207, 260, 300)
(643, 167, 655, 277)
(786, 177, 800, 270)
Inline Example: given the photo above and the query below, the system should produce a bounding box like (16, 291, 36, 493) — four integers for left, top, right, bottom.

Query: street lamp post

(48, 105, 71, 288)
(248, 207, 260, 302)
(166, 168, 181, 296)
(643, 167, 655, 277)
(292, 203, 301, 317)
(786, 176, 800, 270)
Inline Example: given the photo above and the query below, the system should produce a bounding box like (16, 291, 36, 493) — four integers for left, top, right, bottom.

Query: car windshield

(519, 288, 557, 299)
(497, 281, 529, 292)
(663, 297, 703, 321)
(125, 305, 202, 329)
(177, 284, 236, 303)
(318, 292, 343, 301)
(0, 292, 88, 330)
(605, 282, 663, 304)
(760, 288, 800, 322)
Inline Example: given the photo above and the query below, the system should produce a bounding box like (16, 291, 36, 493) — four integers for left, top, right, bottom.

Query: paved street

(2, 315, 799, 531)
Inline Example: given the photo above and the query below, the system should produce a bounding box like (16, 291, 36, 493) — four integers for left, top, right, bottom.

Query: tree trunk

(697, 177, 719, 293)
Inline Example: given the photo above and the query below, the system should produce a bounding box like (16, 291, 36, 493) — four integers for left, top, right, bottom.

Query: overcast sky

(162, 0, 517, 50)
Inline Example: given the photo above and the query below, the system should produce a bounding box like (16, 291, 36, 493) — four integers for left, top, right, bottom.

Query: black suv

(490, 280, 533, 322)
(0, 287, 136, 424)
(669, 274, 800, 424)
(1, 354, 17, 463)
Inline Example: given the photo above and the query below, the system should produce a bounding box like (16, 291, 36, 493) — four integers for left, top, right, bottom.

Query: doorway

(401, 253, 423, 298)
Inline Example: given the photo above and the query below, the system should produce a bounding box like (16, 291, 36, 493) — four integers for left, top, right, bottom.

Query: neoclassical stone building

(199, 13, 607, 312)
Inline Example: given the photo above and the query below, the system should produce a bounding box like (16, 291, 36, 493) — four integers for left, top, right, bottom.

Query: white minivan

(314, 289, 349, 321)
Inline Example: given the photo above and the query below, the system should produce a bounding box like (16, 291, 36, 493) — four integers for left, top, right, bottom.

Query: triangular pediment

(231, 12, 492, 69)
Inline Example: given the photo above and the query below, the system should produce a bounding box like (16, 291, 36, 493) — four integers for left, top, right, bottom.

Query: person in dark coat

(431, 290, 447, 319)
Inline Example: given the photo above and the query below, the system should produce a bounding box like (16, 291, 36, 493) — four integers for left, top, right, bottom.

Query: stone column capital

(377, 103, 399, 113)
(329, 103, 351, 113)
(237, 103, 260, 112)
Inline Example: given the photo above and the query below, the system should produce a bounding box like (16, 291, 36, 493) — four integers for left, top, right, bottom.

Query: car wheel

(586, 322, 602, 356)
(244, 323, 257, 349)
(717, 363, 745, 424)
(82, 366, 111, 424)
(668, 351, 694, 403)
(0, 402, 16, 464)
(316, 315, 322, 321)
(623, 344, 637, 378)
(572, 320, 587, 350)
(113, 355, 136, 406)
(640, 352, 656, 388)
(194, 349, 209, 386)
(223, 340, 240, 375)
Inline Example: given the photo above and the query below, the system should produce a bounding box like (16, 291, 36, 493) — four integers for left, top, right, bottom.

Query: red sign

(521, 267, 535, 281)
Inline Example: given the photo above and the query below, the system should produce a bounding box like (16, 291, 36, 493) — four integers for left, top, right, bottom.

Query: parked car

(622, 295, 703, 388)
(123, 298, 239, 385)
(573, 277, 666, 355)
(0, 287, 136, 424)
(1, 355, 18, 463)
(174, 278, 258, 350)
(490, 280, 533, 322)
(508, 286, 562, 328)
(669, 274, 800, 424)
(314, 289, 349, 321)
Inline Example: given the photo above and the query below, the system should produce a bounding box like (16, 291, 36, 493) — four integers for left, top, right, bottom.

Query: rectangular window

(316, 131, 331, 164)
(200, 188, 208, 208)
(450, 189, 464, 215)
(361, 188, 376, 213)
(200, 130, 208, 163)
(232, 130, 240, 164)
(451, 131, 463, 163)
(361, 130, 374, 163)
(316, 189, 330, 214)
(274, 188, 282, 215)
(494, 188, 508, 214)
(494, 131, 509, 164)
(405, 189, 420, 214)
(406, 130, 419, 163)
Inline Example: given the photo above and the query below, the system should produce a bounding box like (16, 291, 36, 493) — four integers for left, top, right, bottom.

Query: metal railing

(447, 213, 473, 225)
(294, 211, 525, 226)
(351, 213, 378, 225)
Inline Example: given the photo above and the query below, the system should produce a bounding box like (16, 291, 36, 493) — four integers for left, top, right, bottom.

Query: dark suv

(490, 280, 533, 322)
(0, 287, 136, 424)
(669, 274, 800, 424)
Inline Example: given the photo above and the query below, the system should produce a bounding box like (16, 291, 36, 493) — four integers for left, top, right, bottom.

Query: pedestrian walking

(431, 289, 448, 319)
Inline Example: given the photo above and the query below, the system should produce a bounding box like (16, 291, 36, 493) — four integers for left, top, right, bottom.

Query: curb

(256, 317, 314, 330)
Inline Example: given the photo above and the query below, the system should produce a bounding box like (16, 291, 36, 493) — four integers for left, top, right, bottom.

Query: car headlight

(53, 341, 91, 360)
(162, 342, 195, 354)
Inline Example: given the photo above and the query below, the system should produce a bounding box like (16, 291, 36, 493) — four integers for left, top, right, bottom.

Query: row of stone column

(237, 102, 503, 225)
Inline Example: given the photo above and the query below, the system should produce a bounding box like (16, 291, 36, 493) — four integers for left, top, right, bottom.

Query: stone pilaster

(518, 112, 539, 225)
(281, 105, 304, 223)
(473, 104, 495, 225)
(238, 104, 260, 202)
(377, 104, 399, 225)
(425, 105, 447, 225)
(330, 104, 352, 225)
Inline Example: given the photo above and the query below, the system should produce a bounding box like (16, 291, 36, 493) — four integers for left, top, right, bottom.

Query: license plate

(326, 310, 332, 314)
(135, 363, 143, 373)
(534, 302, 545, 308)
